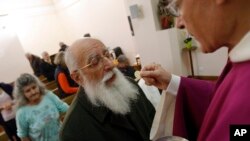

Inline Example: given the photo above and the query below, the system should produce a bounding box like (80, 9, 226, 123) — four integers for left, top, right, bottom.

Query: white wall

(54, 0, 137, 63)
(192, 47, 228, 76)
(0, 28, 33, 83)
(124, 0, 227, 76)
(0, 0, 66, 82)
(7, 4, 69, 57)
(123, 0, 187, 75)
(0, 0, 228, 78)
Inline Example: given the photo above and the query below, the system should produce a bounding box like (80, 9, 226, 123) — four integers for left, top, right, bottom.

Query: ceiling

(0, 0, 54, 15)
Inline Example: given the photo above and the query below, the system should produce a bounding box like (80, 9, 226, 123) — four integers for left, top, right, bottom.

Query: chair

(62, 94, 76, 105)
(45, 80, 57, 90)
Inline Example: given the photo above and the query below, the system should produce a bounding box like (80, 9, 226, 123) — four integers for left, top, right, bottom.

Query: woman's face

(23, 83, 41, 105)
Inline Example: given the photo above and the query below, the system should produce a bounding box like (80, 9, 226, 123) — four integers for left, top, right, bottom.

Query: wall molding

(9, 5, 56, 18)
(53, 0, 80, 11)
(189, 75, 219, 81)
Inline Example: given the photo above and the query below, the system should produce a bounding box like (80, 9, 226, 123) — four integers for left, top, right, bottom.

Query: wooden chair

(38, 75, 48, 83)
(0, 126, 8, 141)
(62, 94, 76, 105)
(52, 88, 60, 97)
(60, 94, 76, 122)
(45, 80, 57, 90)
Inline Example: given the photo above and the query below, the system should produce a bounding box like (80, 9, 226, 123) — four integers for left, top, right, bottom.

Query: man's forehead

(71, 39, 103, 52)
(82, 39, 104, 50)
(78, 42, 107, 60)
(83, 43, 107, 54)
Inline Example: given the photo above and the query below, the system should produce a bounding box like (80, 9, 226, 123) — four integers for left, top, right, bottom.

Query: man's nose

(175, 16, 185, 29)
(103, 57, 114, 71)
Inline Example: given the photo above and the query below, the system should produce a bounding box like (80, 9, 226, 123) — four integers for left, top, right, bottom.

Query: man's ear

(71, 71, 84, 86)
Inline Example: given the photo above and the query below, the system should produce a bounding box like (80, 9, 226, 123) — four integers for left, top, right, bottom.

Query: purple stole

(173, 60, 250, 141)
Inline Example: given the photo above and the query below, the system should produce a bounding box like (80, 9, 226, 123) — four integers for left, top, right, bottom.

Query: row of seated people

(25, 41, 69, 81)
(26, 50, 78, 99)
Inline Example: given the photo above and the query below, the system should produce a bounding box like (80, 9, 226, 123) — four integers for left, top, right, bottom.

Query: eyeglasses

(166, 0, 181, 17)
(78, 50, 111, 71)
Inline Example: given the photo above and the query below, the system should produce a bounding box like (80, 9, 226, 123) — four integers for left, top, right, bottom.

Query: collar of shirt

(229, 31, 250, 63)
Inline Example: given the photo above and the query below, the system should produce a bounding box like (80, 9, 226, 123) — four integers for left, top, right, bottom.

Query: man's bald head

(64, 38, 105, 73)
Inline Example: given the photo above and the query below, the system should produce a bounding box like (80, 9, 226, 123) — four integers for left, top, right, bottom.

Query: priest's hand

(140, 63, 171, 90)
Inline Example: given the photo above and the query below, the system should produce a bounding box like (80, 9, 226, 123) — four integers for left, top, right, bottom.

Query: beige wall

(123, 0, 188, 75)
(0, 0, 67, 82)
(0, 0, 228, 79)
(192, 47, 228, 76)
(7, 4, 69, 56)
(123, 0, 227, 76)
(54, 0, 137, 64)
(11, 14, 69, 56)
(0, 29, 33, 83)
(7, 0, 138, 62)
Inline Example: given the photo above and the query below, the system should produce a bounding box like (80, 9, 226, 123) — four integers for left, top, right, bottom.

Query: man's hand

(140, 63, 172, 90)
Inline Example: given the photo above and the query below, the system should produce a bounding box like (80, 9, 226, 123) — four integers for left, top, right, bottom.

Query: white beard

(82, 68, 138, 115)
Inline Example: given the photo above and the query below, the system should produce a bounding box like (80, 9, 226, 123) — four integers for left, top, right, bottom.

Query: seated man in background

(83, 33, 91, 37)
(25, 53, 42, 77)
(117, 54, 136, 79)
(40, 51, 56, 81)
(41, 51, 53, 65)
(60, 38, 155, 141)
(59, 42, 68, 52)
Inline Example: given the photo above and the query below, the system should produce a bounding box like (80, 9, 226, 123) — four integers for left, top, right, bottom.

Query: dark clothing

(59, 45, 68, 52)
(60, 78, 155, 141)
(118, 66, 136, 79)
(0, 83, 13, 97)
(54, 66, 78, 98)
(3, 118, 19, 141)
(29, 55, 42, 76)
(0, 83, 21, 141)
(40, 60, 56, 81)
(113, 47, 123, 58)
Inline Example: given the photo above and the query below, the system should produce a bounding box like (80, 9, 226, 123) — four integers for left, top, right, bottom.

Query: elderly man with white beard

(60, 38, 155, 141)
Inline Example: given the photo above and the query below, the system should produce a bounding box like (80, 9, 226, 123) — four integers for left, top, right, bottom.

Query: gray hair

(54, 51, 65, 66)
(41, 51, 49, 58)
(117, 55, 129, 64)
(14, 73, 46, 109)
(64, 48, 78, 73)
